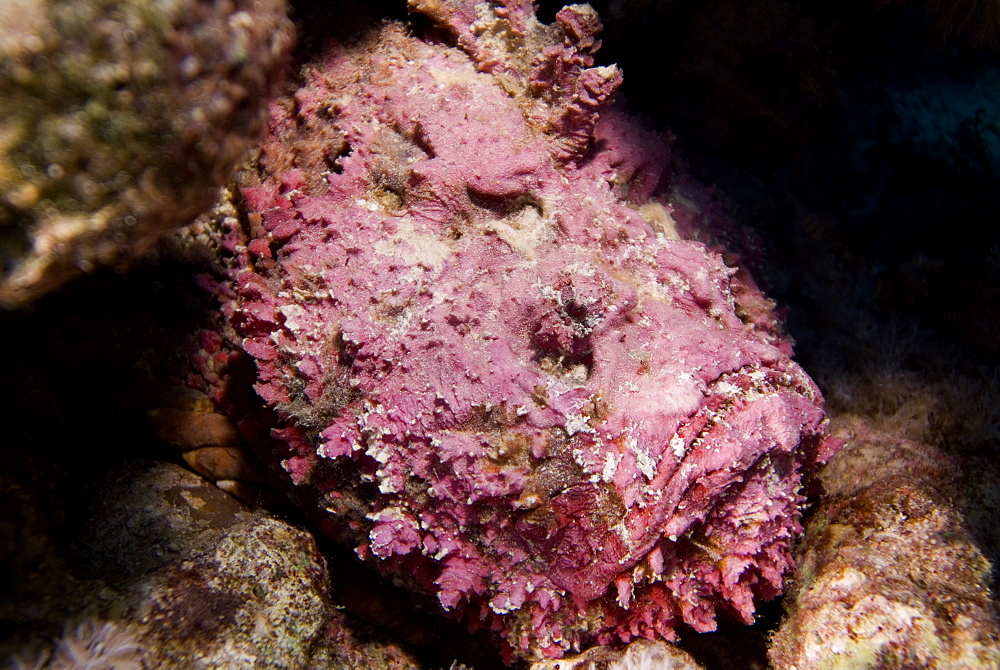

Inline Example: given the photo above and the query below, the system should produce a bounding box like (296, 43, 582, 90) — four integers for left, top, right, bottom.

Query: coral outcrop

(529, 638, 703, 669)
(0, 0, 294, 308)
(183, 0, 839, 661)
(0, 460, 421, 669)
(770, 417, 1000, 668)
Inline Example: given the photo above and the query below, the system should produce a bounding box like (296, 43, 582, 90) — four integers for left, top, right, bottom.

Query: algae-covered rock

(529, 638, 703, 669)
(77, 461, 418, 668)
(2, 460, 420, 669)
(770, 417, 1000, 669)
(0, 0, 294, 308)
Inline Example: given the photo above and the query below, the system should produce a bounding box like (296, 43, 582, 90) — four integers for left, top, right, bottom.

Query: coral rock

(76, 462, 420, 669)
(770, 417, 1000, 669)
(205, 0, 838, 660)
(0, 456, 421, 668)
(529, 638, 703, 669)
(0, 0, 295, 308)
(147, 407, 241, 450)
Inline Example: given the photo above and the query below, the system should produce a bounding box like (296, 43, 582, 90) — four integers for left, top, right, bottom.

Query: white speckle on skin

(489, 595, 515, 614)
(603, 450, 620, 482)
(564, 413, 591, 436)
(628, 435, 657, 480)
(670, 435, 687, 459)
(378, 478, 400, 494)
(715, 380, 741, 396)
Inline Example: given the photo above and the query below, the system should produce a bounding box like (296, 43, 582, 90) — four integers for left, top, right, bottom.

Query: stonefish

(191, 0, 839, 660)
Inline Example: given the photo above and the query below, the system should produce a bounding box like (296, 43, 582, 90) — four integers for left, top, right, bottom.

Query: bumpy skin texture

(226, 2, 837, 660)
(0, 0, 294, 307)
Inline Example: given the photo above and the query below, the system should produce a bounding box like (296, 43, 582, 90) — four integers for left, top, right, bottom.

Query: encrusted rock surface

(0, 0, 294, 308)
(183, 0, 839, 660)
(1, 460, 420, 669)
(529, 638, 703, 669)
(770, 417, 1000, 669)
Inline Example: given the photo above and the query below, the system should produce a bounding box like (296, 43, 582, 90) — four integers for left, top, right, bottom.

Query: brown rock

(0, 0, 295, 307)
(771, 417, 1000, 669)
(529, 639, 704, 670)
(147, 407, 240, 449)
(2, 460, 421, 669)
(182, 445, 260, 482)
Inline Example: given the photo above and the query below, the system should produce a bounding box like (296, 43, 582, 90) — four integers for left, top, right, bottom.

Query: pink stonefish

(218, 0, 839, 661)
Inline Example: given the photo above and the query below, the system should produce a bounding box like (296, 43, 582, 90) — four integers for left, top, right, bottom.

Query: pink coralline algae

(219, 1, 839, 661)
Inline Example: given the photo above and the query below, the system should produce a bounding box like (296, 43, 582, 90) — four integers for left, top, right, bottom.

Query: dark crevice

(467, 189, 542, 219)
